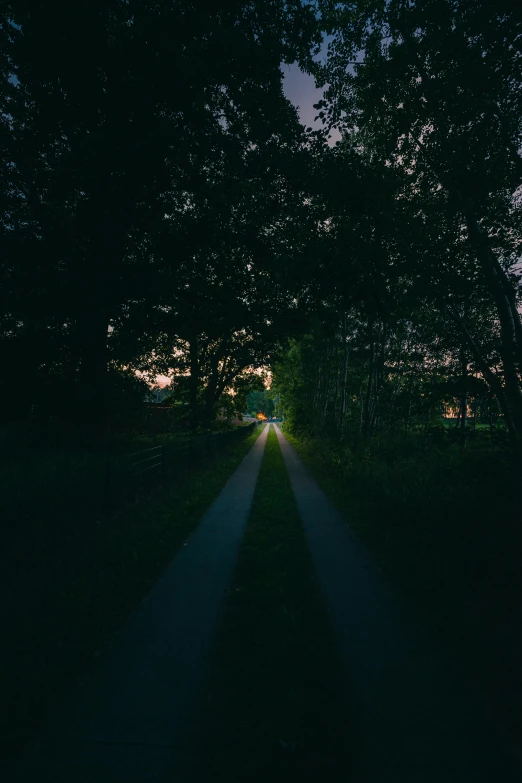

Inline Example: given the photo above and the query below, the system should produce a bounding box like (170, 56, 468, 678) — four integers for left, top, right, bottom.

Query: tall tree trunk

(454, 405, 461, 428)
(460, 349, 468, 448)
(373, 321, 386, 432)
(188, 336, 199, 430)
(339, 327, 350, 434)
(445, 304, 518, 443)
(321, 338, 331, 426)
(76, 309, 109, 440)
(312, 359, 321, 414)
(463, 205, 522, 436)
(203, 353, 220, 430)
(361, 319, 376, 437)
(404, 381, 413, 432)
(312, 341, 323, 415)
(333, 348, 340, 429)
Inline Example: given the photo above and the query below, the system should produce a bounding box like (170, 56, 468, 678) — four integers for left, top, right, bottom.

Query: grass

(285, 426, 522, 760)
(1, 424, 263, 762)
(1, 427, 254, 594)
(192, 426, 359, 782)
(1, 433, 186, 583)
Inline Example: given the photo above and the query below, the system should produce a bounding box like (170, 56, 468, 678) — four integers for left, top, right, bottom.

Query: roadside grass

(1, 424, 263, 762)
(194, 426, 359, 782)
(1, 426, 258, 605)
(285, 427, 522, 758)
(0, 431, 243, 568)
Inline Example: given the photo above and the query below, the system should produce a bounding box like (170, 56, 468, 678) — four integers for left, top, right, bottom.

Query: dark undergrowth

(1, 423, 252, 590)
(192, 426, 361, 782)
(285, 426, 522, 762)
(1, 425, 262, 763)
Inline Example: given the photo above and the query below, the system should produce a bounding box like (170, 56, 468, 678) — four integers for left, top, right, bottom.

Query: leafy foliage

(1, 1, 320, 432)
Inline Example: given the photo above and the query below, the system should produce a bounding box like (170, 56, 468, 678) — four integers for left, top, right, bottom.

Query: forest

(2, 1, 521, 444)
(1, 0, 522, 776)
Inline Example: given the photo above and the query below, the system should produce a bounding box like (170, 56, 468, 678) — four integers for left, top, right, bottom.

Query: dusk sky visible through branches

(282, 61, 341, 145)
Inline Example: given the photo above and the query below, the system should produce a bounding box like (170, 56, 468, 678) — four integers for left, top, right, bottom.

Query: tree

(246, 388, 274, 418)
(313, 0, 522, 438)
(1, 1, 321, 434)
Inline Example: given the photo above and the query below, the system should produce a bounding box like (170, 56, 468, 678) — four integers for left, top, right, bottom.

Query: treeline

(2, 1, 522, 442)
(274, 0, 522, 444)
(1, 1, 319, 435)
(273, 307, 502, 439)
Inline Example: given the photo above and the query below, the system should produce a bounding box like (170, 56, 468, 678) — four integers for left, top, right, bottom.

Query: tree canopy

(1, 0, 521, 441)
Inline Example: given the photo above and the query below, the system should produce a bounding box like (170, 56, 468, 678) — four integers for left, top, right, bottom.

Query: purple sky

(282, 63, 341, 145)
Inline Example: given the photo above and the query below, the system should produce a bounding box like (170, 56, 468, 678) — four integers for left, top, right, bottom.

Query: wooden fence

(104, 422, 259, 510)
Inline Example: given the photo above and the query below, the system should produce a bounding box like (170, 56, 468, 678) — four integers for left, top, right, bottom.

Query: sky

(282, 62, 341, 145)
